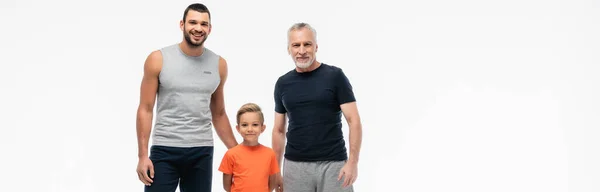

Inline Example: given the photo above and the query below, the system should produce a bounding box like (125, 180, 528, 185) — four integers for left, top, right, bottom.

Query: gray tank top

(152, 43, 221, 147)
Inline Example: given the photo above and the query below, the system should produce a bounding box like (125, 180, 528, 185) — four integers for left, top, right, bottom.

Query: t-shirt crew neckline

(177, 44, 206, 59)
(295, 62, 324, 75)
(239, 143, 263, 150)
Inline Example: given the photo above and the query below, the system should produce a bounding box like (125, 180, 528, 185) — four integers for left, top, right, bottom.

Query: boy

(218, 103, 280, 192)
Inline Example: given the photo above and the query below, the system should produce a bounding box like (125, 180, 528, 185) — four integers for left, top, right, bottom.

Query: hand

(275, 172, 284, 192)
(338, 161, 358, 188)
(136, 157, 154, 186)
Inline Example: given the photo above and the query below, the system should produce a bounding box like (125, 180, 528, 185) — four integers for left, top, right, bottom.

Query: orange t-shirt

(218, 144, 280, 192)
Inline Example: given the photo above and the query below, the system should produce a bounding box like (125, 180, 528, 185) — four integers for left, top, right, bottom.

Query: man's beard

(294, 57, 313, 69)
(184, 31, 207, 47)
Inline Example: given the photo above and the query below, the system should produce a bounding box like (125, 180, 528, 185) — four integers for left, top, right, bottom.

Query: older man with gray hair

(272, 22, 363, 192)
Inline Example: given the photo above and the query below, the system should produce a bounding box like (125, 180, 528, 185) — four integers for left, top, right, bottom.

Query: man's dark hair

(183, 3, 211, 22)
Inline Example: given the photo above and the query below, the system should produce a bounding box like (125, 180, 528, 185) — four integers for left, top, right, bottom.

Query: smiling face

(288, 26, 318, 69)
(180, 10, 211, 47)
(236, 112, 266, 146)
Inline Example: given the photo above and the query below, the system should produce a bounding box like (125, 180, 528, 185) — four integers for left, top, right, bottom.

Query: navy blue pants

(145, 145, 213, 192)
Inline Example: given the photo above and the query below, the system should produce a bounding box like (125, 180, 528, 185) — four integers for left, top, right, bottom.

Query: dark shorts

(145, 145, 213, 192)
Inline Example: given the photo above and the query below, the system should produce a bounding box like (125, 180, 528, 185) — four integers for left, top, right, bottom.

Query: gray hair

(287, 22, 317, 43)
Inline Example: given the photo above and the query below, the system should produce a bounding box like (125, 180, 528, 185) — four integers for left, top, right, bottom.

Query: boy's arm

(269, 149, 282, 192)
(223, 174, 232, 192)
(218, 150, 234, 192)
(269, 173, 277, 191)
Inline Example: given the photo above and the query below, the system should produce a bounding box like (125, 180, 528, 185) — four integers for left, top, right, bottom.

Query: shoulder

(228, 144, 244, 152)
(158, 43, 175, 51)
(148, 50, 163, 61)
(276, 69, 298, 84)
(202, 47, 221, 62)
(223, 145, 243, 158)
(144, 50, 163, 74)
(147, 43, 181, 66)
(260, 145, 277, 155)
(320, 63, 350, 82)
(156, 43, 180, 57)
(203, 47, 217, 55)
(215, 53, 228, 78)
(219, 56, 227, 67)
(321, 63, 344, 74)
(199, 47, 223, 68)
(232, 144, 244, 151)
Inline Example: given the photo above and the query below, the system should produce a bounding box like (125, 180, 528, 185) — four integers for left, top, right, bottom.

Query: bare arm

(136, 50, 162, 158)
(135, 51, 161, 186)
(269, 174, 277, 191)
(210, 56, 238, 149)
(271, 112, 287, 167)
(223, 174, 232, 192)
(340, 102, 362, 164)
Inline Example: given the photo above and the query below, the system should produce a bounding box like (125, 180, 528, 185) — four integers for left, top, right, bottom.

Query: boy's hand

(136, 157, 154, 186)
(338, 161, 357, 188)
(275, 172, 284, 192)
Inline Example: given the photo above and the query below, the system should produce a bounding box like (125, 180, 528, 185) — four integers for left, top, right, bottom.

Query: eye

(253, 123, 260, 126)
(241, 123, 248, 127)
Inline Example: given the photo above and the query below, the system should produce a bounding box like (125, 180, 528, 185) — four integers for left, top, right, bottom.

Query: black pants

(145, 145, 213, 192)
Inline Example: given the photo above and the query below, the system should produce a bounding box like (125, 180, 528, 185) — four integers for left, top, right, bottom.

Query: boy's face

(236, 112, 266, 144)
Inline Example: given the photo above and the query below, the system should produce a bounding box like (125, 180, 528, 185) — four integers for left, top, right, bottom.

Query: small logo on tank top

(203, 71, 212, 74)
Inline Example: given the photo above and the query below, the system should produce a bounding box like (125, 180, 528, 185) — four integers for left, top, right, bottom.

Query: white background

(1, 0, 599, 191)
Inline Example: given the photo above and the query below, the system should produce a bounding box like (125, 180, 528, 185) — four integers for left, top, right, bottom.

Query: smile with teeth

(192, 32, 204, 38)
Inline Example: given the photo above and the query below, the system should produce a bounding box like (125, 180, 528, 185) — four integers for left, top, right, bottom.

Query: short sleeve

(218, 151, 234, 174)
(274, 78, 287, 113)
(335, 69, 356, 105)
(269, 151, 280, 175)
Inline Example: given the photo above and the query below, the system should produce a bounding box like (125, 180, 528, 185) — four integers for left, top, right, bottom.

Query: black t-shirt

(274, 63, 356, 161)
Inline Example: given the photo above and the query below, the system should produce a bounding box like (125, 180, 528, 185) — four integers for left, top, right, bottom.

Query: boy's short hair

(236, 103, 264, 124)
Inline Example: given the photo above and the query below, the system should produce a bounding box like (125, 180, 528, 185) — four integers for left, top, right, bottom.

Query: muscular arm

(272, 112, 287, 167)
(210, 56, 238, 149)
(223, 174, 232, 192)
(340, 102, 362, 164)
(136, 50, 162, 158)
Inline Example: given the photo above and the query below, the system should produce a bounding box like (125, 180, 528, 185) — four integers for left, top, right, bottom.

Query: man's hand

(338, 161, 358, 188)
(136, 157, 154, 186)
(136, 50, 160, 186)
(275, 172, 284, 192)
